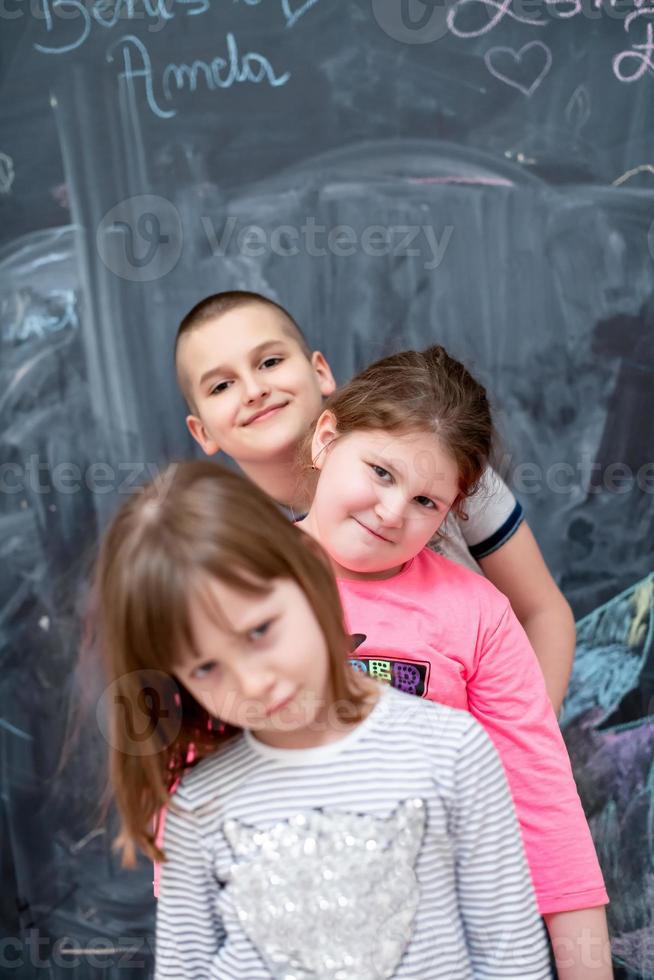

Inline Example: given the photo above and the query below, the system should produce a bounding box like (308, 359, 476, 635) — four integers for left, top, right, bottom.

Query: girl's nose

(374, 494, 405, 528)
(234, 665, 274, 706)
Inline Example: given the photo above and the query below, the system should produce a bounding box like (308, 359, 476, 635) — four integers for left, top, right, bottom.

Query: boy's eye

(414, 495, 437, 510)
(370, 464, 392, 482)
(260, 356, 283, 370)
(209, 380, 231, 396)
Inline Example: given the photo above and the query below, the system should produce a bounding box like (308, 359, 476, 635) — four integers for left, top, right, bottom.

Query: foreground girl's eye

(248, 619, 274, 641)
(370, 464, 392, 482)
(191, 661, 218, 680)
(414, 495, 437, 509)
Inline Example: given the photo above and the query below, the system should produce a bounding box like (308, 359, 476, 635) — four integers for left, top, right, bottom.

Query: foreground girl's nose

(236, 669, 274, 705)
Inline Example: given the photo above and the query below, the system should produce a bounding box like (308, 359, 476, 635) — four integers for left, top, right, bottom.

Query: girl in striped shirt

(92, 460, 549, 979)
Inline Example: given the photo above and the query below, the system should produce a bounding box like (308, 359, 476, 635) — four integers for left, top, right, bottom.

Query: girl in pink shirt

(298, 345, 612, 980)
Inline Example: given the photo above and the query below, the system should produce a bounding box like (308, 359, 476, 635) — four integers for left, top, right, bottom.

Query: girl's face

(174, 576, 336, 750)
(305, 413, 461, 581)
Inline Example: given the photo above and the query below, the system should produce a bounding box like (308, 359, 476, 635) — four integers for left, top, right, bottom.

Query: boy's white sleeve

(451, 720, 551, 980)
(155, 796, 224, 979)
(461, 467, 524, 561)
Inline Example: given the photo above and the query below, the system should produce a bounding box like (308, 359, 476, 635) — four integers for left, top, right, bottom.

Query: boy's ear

(186, 415, 220, 456)
(311, 410, 339, 469)
(310, 351, 336, 397)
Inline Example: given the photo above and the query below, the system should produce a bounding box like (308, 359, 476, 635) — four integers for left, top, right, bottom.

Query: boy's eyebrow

(198, 340, 289, 388)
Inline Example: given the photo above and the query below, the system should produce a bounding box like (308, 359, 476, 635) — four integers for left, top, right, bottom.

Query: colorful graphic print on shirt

(349, 633, 430, 698)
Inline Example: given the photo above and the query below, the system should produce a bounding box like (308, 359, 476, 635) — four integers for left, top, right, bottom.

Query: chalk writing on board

(33, 0, 318, 56)
(106, 33, 291, 120)
(484, 41, 553, 96)
(280, 0, 320, 29)
(2, 289, 78, 345)
(446, 0, 654, 86)
(613, 10, 654, 83)
(565, 84, 591, 134)
(446, 0, 547, 39)
(0, 153, 15, 194)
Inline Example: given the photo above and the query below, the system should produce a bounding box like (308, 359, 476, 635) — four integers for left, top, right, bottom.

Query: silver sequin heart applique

(223, 798, 426, 979)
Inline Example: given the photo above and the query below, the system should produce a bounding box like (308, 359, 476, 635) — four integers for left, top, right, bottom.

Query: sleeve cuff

(537, 886, 609, 915)
(468, 501, 524, 560)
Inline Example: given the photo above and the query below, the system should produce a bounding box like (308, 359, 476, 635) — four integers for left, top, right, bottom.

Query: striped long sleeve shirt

(156, 686, 551, 979)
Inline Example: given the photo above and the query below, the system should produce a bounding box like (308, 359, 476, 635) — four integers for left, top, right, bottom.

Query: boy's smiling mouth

(242, 401, 290, 426)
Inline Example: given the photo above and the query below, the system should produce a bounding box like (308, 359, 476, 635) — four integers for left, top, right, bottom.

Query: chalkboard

(1, 2, 653, 977)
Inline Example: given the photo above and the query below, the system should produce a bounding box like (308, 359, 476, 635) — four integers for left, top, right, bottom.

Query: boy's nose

(243, 374, 270, 403)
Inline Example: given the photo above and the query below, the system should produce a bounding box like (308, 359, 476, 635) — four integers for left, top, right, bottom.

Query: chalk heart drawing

(484, 41, 553, 97)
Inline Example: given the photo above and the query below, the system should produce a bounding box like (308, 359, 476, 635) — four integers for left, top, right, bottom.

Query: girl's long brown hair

(90, 461, 366, 865)
(307, 345, 494, 518)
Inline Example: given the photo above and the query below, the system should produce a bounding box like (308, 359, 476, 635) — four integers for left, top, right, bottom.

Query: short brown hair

(175, 291, 312, 411)
(308, 346, 493, 518)
(89, 460, 366, 865)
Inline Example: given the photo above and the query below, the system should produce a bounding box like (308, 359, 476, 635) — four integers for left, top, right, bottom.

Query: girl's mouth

(352, 517, 392, 543)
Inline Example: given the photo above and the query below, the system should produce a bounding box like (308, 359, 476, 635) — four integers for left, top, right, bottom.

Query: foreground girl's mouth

(265, 691, 297, 717)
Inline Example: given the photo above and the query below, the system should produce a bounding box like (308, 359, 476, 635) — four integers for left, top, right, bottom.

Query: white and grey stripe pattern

(156, 686, 551, 979)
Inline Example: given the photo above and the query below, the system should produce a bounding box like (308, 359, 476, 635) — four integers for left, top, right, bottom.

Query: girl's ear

(311, 410, 339, 469)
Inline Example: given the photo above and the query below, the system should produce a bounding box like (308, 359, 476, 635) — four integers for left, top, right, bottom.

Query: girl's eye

(260, 356, 283, 370)
(209, 380, 231, 396)
(191, 661, 218, 680)
(414, 495, 437, 510)
(370, 464, 392, 482)
(248, 619, 273, 642)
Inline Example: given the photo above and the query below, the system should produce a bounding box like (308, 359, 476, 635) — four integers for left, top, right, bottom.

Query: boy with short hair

(175, 290, 576, 712)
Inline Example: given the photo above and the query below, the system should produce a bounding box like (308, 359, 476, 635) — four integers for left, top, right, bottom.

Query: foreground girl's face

(307, 426, 461, 581)
(173, 576, 335, 750)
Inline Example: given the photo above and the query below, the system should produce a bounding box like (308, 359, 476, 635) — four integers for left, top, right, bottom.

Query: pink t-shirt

(338, 547, 608, 916)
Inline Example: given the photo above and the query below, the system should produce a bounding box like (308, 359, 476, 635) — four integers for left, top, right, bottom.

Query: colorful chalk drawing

(561, 574, 654, 977)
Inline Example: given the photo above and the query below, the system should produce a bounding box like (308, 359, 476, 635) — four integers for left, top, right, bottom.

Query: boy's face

(179, 303, 335, 465)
